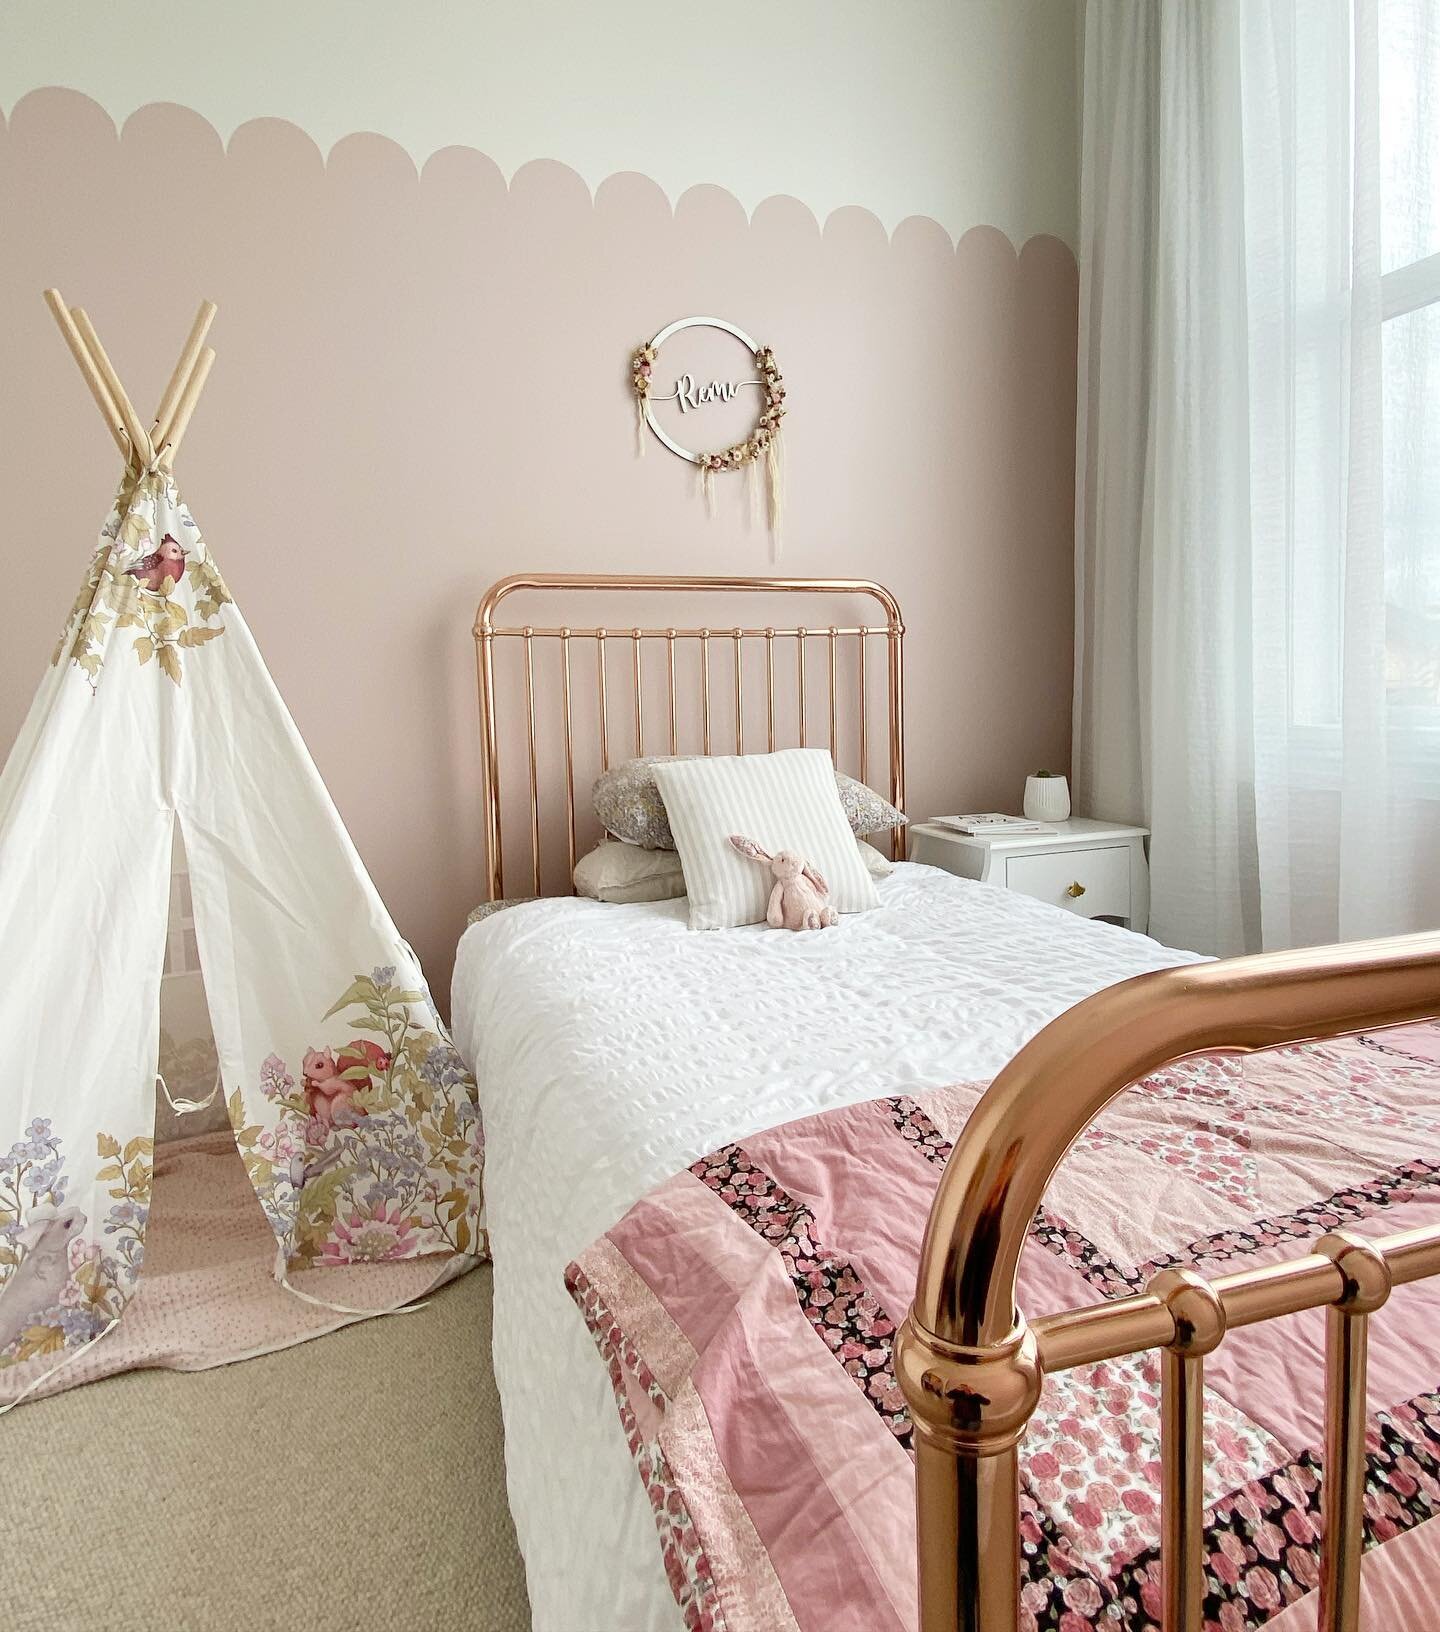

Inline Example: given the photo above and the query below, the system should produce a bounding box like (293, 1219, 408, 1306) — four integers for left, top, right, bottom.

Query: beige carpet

(4, 1268, 531, 1632)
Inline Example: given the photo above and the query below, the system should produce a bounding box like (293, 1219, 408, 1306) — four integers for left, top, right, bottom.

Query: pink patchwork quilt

(566, 1026, 1440, 1631)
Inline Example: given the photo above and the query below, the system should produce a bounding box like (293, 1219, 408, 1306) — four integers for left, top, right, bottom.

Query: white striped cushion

(652, 750, 880, 930)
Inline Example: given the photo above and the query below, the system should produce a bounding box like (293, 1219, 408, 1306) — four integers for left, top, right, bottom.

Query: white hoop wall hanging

(631, 316, 786, 551)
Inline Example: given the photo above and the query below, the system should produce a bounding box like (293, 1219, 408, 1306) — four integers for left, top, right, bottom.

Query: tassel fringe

(681, 434, 782, 552)
(766, 434, 784, 560)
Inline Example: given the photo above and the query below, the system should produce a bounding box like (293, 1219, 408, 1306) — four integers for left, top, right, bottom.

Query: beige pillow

(573, 840, 686, 904)
(652, 749, 879, 930)
(572, 836, 887, 906)
(858, 839, 895, 879)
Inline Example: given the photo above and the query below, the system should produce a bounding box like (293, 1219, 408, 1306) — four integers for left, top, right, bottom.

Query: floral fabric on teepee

(234, 965, 482, 1267)
(0, 473, 483, 1388)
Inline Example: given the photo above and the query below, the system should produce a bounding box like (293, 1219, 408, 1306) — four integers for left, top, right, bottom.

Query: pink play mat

(0, 1130, 468, 1409)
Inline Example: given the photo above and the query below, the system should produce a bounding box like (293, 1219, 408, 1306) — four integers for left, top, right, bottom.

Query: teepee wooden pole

(70, 307, 155, 469)
(42, 288, 131, 460)
(158, 346, 215, 472)
(153, 300, 217, 449)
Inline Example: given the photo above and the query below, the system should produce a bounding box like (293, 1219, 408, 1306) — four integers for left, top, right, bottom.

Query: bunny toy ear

(729, 834, 771, 863)
(801, 861, 830, 895)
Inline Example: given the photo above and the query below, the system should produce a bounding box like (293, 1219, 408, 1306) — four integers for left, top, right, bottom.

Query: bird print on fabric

(0, 1207, 86, 1356)
(56, 473, 232, 686)
(124, 533, 187, 593)
(286, 1143, 349, 1194)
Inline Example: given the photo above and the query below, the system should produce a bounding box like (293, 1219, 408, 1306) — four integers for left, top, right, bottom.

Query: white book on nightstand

(932, 813, 1055, 837)
(908, 816, 1151, 934)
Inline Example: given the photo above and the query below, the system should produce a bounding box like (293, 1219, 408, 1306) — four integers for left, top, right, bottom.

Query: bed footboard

(896, 932, 1440, 1632)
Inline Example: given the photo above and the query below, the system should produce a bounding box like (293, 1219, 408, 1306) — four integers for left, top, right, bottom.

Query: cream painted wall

(0, 0, 1080, 245)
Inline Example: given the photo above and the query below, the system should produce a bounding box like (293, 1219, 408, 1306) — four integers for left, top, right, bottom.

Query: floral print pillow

(466, 897, 540, 927)
(593, 755, 906, 850)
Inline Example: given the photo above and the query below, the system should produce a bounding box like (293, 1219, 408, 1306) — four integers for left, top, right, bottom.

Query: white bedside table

(908, 818, 1150, 932)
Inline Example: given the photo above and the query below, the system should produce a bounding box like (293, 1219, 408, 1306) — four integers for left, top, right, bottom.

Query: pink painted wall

(0, 89, 1077, 1000)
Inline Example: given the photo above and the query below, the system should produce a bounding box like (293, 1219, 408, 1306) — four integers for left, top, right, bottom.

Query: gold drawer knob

(1066, 880, 1086, 898)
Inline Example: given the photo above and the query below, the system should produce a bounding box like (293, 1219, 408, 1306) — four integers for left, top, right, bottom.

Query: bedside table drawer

(1004, 846, 1131, 920)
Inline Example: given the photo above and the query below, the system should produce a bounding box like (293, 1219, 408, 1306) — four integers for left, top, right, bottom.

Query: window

(1380, 0, 1440, 716)
(1286, 0, 1440, 763)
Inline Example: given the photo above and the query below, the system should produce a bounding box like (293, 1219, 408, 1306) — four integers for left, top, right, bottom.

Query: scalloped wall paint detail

(0, 88, 1078, 996)
(0, 0, 1079, 245)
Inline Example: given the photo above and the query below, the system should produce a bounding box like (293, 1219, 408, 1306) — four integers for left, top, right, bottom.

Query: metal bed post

(897, 934, 1440, 1632)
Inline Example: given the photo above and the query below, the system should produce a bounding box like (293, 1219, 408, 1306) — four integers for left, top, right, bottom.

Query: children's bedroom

(4, 3, 1440, 1629)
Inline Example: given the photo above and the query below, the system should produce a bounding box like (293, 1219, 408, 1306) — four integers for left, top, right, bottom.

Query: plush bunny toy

(729, 835, 839, 931)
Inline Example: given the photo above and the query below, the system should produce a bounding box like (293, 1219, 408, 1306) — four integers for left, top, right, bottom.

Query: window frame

(1285, 248, 1440, 782)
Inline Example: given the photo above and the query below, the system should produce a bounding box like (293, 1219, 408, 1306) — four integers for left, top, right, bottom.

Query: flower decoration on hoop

(630, 318, 787, 550)
(630, 343, 658, 450)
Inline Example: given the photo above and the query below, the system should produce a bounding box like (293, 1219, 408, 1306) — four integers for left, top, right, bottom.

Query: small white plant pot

(1023, 774, 1070, 823)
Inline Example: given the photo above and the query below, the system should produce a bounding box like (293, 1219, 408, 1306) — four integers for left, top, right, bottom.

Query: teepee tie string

(156, 1065, 222, 1117)
(273, 1243, 434, 1320)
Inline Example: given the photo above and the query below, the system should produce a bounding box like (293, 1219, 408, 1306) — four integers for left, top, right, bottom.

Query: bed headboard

(472, 574, 906, 901)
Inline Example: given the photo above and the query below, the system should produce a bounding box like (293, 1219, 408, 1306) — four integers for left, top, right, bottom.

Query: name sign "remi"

(665, 372, 761, 413)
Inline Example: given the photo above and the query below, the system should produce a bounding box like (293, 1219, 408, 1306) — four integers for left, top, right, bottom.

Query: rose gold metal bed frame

(898, 938, 1440, 1632)
(472, 573, 905, 901)
(471, 574, 1440, 1632)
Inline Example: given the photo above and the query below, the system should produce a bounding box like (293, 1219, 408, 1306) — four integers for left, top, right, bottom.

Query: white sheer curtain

(1074, 0, 1440, 955)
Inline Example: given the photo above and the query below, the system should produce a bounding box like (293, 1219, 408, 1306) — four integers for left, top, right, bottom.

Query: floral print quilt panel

(567, 1023, 1440, 1631)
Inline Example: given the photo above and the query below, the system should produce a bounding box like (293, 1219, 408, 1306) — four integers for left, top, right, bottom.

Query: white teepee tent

(0, 294, 483, 1402)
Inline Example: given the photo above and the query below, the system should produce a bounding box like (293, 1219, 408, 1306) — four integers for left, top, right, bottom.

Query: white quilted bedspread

(450, 862, 1199, 1632)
